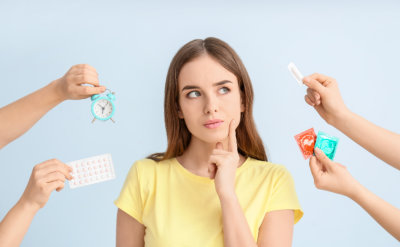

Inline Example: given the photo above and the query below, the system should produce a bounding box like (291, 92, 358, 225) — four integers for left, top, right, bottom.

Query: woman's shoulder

(131, 157, 174, 172)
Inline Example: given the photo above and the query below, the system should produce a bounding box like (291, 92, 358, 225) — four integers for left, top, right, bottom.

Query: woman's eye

(187, 91, 201, 98)
(219, 87, 230, 94)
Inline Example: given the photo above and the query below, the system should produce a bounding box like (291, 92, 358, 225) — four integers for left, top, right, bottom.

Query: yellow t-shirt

(115, 157, 303, 246)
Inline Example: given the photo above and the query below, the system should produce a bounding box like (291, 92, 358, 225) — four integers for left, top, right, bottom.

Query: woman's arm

(257, 210, 294, 247)
(211, 121, 296, 246)
(310, 148, 400, 241)
(0, 199, 39, 247)
(0, 159, 72, 247)
(351, 183, 400, 241)
(303, 73, 400, 170)
(116, 209, 145, 247)
(219, 193, 258, 247)
(332, 110, 400, 171)
(219, 194, 294, 247)
(0, 64, 105, 149)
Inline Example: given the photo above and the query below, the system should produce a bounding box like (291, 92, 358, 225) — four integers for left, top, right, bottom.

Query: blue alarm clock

(91, 89, 116, 123)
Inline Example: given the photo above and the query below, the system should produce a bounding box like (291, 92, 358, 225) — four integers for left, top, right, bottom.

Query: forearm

(332, 110, 400, 170)
(219, 193, 257, 247)
(0, 80, 64, 148)
(0, 200, 39, 247)
(350, 183, 400, 241)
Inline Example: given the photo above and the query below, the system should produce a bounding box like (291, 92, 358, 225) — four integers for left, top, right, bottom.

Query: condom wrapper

(314, 131, 339, 160)
(294, 128, 317, 159)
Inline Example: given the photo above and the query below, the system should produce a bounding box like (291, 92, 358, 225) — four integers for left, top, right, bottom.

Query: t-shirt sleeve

(114, 161, 144, 224)
(266, 166, 303, 224)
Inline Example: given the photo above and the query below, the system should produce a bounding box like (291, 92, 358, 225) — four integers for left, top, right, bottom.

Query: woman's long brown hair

(148, 37, 267, 162)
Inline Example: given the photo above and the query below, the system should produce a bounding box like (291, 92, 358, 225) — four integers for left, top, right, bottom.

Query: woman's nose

(204, 96, 218, 114)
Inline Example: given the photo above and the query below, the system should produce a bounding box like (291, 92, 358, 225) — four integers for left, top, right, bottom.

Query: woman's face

(178, 53, 244, 144)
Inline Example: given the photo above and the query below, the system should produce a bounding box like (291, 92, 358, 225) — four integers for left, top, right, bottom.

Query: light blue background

(1, 1, 400, 246)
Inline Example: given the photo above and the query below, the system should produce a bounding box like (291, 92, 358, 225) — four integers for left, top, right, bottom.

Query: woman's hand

(19, 159, 73, 211)
(53, 64, 106, 101)
(208, 120, 240, 198)
(309, 148, 361, 198)
(303, 73, 350, 126)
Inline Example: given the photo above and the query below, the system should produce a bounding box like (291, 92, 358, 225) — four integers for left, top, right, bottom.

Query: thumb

(303, 77, 326, 96)
(309, 156, 321, 179)
(314, 148, 333, 171)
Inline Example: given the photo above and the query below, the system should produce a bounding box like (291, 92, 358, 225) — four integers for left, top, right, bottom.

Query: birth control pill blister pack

(67, 153, 116, 189)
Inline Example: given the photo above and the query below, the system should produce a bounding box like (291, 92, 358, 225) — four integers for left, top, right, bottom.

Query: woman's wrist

(217, 189, 237, 202)
(329, 107, 353, 129)
(49, 79, 68, 102)
(16, 198, 41, 215)
(346, 180, 366, 202)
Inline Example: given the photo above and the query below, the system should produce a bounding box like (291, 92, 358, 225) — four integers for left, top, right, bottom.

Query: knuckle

(33, 171, 41, 180)
(56, 163, 65, 171)
(82, 64, 90, 71)
(33, 164, 40, 172)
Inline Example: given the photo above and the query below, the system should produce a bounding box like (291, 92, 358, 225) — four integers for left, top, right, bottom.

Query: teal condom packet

(314, 131, 339, 160)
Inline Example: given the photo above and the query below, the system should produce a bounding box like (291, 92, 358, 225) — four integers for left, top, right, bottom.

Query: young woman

(115, 37, 303, 247)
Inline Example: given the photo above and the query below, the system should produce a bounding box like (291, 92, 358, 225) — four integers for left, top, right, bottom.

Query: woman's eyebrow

(181, 80, 232, 92)
(213, 80, 232, 86)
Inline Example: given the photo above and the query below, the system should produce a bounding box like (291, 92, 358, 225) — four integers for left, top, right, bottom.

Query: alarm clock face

(92, 98, 114, 119)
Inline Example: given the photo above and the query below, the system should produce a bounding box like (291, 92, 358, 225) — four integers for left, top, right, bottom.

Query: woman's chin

(198, 132, 227, 144)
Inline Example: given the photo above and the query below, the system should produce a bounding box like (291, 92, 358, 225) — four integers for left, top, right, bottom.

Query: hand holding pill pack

(67, 153, 116, 189)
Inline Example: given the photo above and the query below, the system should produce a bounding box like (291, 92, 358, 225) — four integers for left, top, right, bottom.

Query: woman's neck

(176, 136, 245, 177)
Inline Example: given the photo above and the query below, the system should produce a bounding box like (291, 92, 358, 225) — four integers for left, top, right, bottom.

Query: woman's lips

(204, 120, 224, 129)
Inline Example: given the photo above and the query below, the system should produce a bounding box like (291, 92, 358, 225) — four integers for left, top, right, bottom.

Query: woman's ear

(240, 92, 245, 113)
(176, 102, 184, 119)
(178, 111, 184, 119)
(177, 107, 184, 119)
